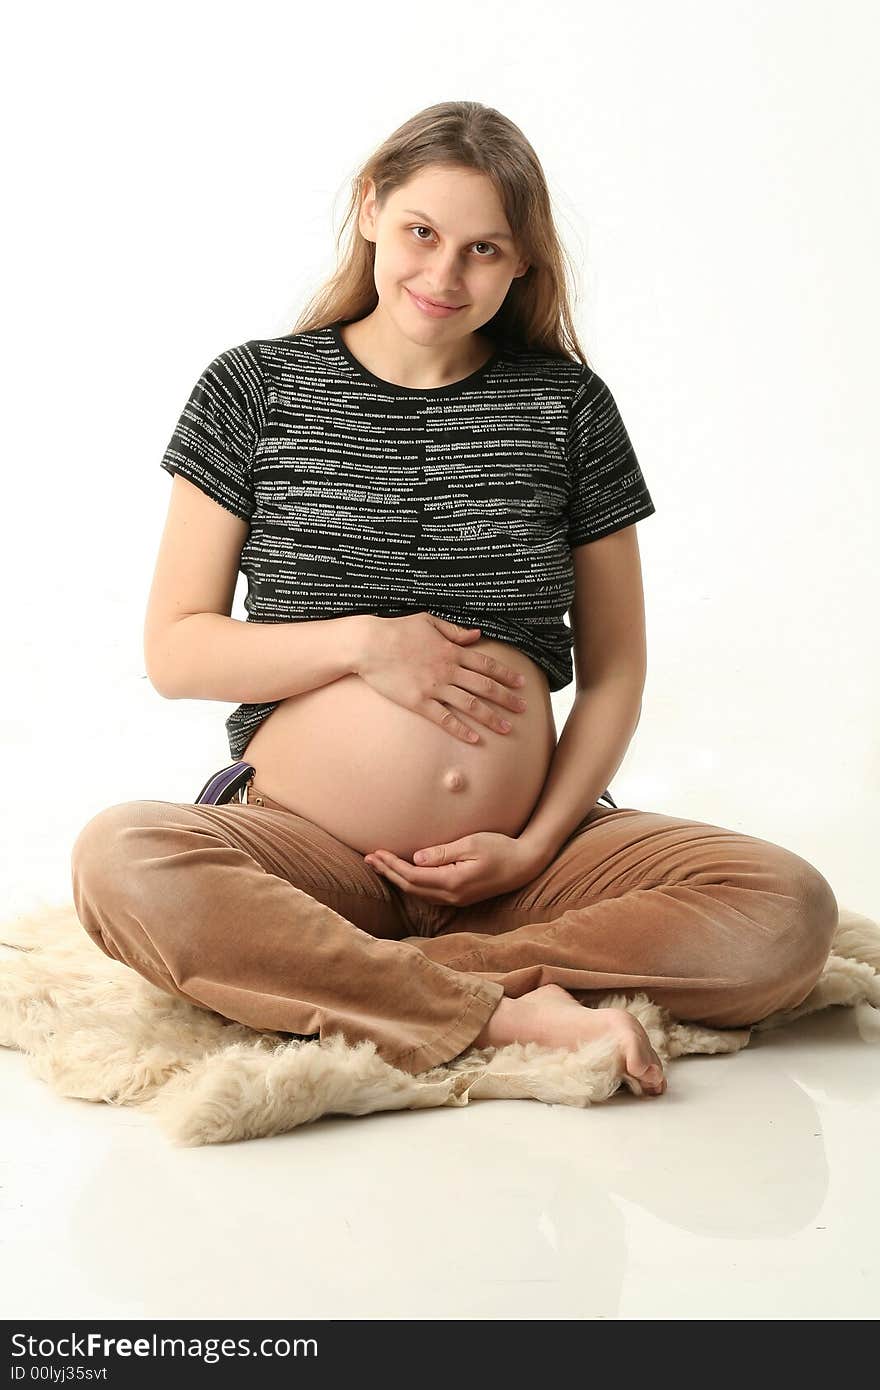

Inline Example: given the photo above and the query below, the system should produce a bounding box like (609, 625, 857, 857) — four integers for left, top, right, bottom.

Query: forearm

(147, 612, 374, 704)
(516, 676, 644, 871)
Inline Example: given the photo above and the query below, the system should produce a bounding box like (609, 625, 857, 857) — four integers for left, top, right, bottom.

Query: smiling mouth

(408, 289, 465, 309)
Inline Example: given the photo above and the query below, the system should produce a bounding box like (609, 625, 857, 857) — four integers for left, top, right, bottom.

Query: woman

(70, 102, 838, 1098)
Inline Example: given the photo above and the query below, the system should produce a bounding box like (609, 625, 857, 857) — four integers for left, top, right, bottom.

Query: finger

(436, 689, 516, 737)
(369, 850, 433, 880)
(369, 851, 457, 892)
(414, 843, 475, 866)
(425, 698, 481, 744)
(368, 857, 451, 903)
(453, 666, 529, 712)
(468, 652, 528, 690)
(432, 617, 482, 643)
(412, 844, 442, 866)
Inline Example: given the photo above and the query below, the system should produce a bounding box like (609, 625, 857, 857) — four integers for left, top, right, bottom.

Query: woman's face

(359, 165, 529, 341)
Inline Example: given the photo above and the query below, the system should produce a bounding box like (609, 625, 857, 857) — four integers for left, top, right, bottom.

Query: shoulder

(496, 343, 616, 416)
(197, 329, 333, 415)
(207, 327, 328, 378)
(201, 327, 331, 377)
(563, 360, 637, 449)
(498, 340, 584, 393)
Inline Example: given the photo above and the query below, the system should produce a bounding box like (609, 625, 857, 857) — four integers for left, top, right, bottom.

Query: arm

(152, 611, 372, 703)
(144, 474, 373, 702)
(516, 524, 648, 871)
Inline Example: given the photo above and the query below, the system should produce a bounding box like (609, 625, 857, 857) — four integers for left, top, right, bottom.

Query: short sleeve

(565, 366, 656, 548)
(159, 344, 265, 522)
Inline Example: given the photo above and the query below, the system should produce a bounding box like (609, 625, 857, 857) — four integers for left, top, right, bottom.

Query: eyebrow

(401, 209, 515, 243)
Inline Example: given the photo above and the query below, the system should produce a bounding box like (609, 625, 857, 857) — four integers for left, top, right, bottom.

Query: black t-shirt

(160, 322, 656, 760)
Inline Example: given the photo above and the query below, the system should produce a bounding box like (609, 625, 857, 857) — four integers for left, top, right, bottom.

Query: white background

(3, 0, 877, 919)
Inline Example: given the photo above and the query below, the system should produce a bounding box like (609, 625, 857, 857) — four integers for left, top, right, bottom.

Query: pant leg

(401, 804, 839, 1028)
(69, 782, 503, 1077)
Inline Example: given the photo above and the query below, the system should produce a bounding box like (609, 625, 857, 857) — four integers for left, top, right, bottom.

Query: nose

(424, 251, 466, 297)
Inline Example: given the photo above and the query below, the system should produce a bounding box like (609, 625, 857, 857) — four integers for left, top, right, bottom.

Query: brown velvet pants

(70, 778, 838, 1076)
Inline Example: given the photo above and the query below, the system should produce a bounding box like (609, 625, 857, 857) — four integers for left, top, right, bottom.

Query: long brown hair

(291, 101, 590, 366)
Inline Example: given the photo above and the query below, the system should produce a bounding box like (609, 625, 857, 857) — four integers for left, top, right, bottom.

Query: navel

(442, 766, 467, 793)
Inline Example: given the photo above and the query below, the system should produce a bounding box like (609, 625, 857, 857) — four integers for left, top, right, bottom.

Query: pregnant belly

(241, 636, 559, 860)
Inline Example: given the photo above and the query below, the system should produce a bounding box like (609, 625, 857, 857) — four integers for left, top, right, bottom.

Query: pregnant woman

(70, 101, 838, 1097)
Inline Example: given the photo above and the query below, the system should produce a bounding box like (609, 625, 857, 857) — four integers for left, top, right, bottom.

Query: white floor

(3, 738, 878, 1321)
(2, 1000, 877, 1321)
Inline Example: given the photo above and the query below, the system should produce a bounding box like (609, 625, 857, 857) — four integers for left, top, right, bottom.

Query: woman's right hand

(355, 612, 528, 744)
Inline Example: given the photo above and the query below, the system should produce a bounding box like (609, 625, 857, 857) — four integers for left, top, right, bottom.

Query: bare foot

(471, 983, 667, 1097)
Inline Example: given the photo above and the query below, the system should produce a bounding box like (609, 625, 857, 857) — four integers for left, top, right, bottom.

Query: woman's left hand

(363, 832, 541, 907)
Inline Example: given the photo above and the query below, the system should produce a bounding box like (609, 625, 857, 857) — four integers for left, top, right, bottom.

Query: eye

(409, 226, 499, 257)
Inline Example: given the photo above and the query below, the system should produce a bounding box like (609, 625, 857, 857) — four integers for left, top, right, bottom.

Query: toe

(639, 1061, 666, 1095)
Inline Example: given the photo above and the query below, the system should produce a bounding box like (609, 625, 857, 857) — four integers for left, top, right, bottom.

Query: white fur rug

(1, 901, 878, 1147)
